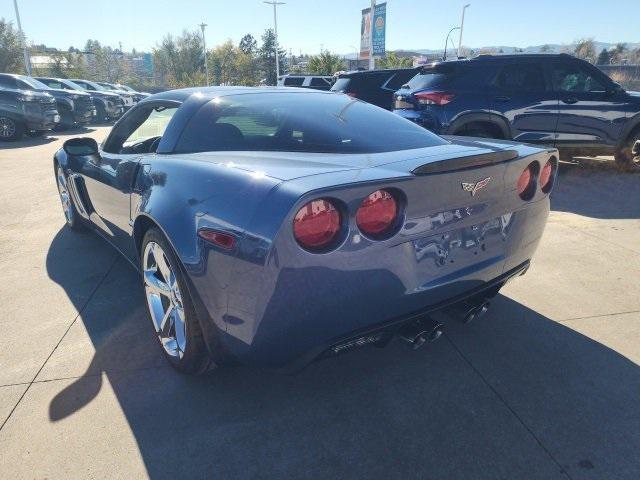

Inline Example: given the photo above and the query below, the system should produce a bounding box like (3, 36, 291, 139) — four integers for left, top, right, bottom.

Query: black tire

(453, 122, 502, 139)
(93, 104, 108, 124)
(0, 116, 25, 141)
(141, 227, 214, 374)
(55, 164, 86, 232)
(614, 130, 640, 168)
(54, 110, 74, 131)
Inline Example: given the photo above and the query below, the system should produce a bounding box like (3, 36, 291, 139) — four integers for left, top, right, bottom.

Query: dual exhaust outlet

(398, 299, 491, 350)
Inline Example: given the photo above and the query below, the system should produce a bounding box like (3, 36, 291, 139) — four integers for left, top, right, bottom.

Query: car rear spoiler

(412, 150, 519, 175)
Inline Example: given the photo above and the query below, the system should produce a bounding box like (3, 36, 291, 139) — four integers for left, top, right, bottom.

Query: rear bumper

(394, 108, 445, 133)
(287, 260, 530, 372)
(217, 196, 549, 369)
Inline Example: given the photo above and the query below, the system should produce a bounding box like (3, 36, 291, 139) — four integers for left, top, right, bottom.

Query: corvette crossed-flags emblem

(461, 177, 492, 196)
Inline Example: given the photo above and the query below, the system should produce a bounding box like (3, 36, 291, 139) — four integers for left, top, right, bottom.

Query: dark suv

(331, 67, 420, 110)
(0, 74, 95, 130)
(0, 75, 59, 141)
(393, 54, 640, 166)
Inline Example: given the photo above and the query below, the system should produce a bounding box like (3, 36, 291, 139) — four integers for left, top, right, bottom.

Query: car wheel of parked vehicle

(54, 111, 74, 131)
(94, 104, 108, 124)
(0, 116, 24, 141)
(55, 165, 85, 231)
(141, 227, 213, 374)
(456, 123, 502, 139)
(614, 130, 640, 168)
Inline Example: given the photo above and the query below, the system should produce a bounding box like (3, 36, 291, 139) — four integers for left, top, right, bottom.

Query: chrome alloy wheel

(56, 166, 74, 225)
(0, 117, 16, 139)
(143, 241, 187, 358)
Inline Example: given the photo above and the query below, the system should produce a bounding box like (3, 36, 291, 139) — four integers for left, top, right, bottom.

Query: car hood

(91, 91, 120, 98)
(0, 87, 53, 99)
(182, 138, 545, 181)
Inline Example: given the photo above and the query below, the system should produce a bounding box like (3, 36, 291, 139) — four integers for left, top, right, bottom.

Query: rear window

(405, 69, 452, 90)
(175, 92, 447, 154)
(284, 77, 305, 86)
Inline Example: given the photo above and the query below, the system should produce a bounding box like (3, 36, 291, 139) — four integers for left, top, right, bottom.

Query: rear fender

(446, 112, 511, 139)
(131, 157, 282, 338)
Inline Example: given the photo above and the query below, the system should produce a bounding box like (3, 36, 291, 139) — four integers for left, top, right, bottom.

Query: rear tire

(55, 164, 85, 231)
(454, 122, 503, 140)
(54, 110, 74, 131)
(0, 116, 25, 141)
(141, 227, 214, 375)
(614, 130, 640, 169)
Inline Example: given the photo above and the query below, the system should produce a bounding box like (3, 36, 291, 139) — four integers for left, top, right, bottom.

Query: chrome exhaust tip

(399, 319, 444, 350)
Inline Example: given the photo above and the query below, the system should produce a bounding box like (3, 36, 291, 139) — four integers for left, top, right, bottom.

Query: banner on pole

(360, 3, 386, 59)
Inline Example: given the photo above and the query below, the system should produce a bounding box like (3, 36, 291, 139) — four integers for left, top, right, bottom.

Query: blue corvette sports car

(54, 86, 557, 374)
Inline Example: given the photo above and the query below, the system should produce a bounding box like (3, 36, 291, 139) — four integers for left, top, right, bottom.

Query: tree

(574, 39, 596, 64)
(239, 34, 257, 55)
(597, 48, 612, 65)
(307, 50, 346, 75)
(0, 18, 23, 73)
(610, 43, 627, 64)
(377, 52, 413, 69)
(540, 44, 552, 53)
(259, 29, 286, 85)
(153, 30, 206, 88)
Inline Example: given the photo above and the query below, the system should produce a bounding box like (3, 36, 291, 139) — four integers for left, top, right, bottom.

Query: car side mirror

(63, 137, 99, 156)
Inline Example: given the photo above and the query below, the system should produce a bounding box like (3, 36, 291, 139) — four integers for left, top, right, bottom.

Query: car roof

(421, 53, 575, 68)
(142, 85, 331, 104)
(337, 67, 419, 78)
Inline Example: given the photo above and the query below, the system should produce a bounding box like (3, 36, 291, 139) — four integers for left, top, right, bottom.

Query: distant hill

(342, 42, 640, 59)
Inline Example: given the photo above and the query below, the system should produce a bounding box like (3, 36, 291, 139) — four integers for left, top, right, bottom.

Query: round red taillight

(539, 159, 555, 193)
(356, 189, 399, 237)
(293, 199, 341, 250)
(517, 164, 535, 200)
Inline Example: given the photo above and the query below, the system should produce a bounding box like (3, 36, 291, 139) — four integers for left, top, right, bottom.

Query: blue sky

(2, 0, 638, 54)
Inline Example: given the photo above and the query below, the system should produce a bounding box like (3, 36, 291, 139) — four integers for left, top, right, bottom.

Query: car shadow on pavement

(45, 226, 640, 479)
(0, 136, 58, 149)
(553, 162, 640, 219)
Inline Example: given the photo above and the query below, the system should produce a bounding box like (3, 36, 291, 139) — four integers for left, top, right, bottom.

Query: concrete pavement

(0, 130, 639, 479)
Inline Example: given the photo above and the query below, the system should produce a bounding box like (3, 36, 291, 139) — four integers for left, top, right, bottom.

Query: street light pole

(457, 4, 470, 58)
(264, 1, 285, 82)
(12, 0, 31, 75)
(199, 23, 209, 86)
(443, 27, 460, 61)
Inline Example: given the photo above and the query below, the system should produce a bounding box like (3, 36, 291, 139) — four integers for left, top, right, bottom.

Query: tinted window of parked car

(283, 77, 305, 87)
(494, 64, 545, 92)
(175, 92, 446, 154)
(0, 75, 18, 89)
(552, 62, 606, 92)
(331, 68, 420, 110)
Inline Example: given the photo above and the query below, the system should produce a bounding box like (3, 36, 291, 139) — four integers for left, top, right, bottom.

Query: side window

(495, 64, 545, 92)
(310, 77, 331, 87)
(385, 71, 415, 91)
(284, 77, 305, 86)
(0, 76, 18, 89)
(552, 63, 606, 93)
(104, 104, 178, 154)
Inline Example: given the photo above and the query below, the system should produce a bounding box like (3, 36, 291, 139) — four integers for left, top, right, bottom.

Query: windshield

(63, 79, 89, 91)
(19, 76, 51, 90)
(403, 65, 458, 90)
(175, 92, 447, 154)
(330, 78, 351, 92)
(118, 85, 135, 92)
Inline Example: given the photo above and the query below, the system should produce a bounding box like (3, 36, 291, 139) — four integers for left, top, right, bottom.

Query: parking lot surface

(0, 129, 639, 479)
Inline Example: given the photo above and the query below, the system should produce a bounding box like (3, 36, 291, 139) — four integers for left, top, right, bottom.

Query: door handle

(562, 97, 578, 104)
(494, 96, 511, 102)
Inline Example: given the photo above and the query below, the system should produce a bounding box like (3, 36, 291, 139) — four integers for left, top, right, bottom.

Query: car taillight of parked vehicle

(356, 189, 398, 237)
(539, 158, 557, 193)
(414, 91, 455, 106)
(517, 163, 538, 200)
(293, 199, 341, 251)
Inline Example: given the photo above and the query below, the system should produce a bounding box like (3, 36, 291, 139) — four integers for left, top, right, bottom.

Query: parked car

(331, 67, 420, 110)
(96, 82, 141, 105)
(37, 77, 125, 122)
(0, 74, 94, 130)
(55, 86, 556, 373)
(393, 54, 640, 167)
(113, 83, 151, 102)
(277, 75, 334, 91)
(0, 75, 59, 141)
